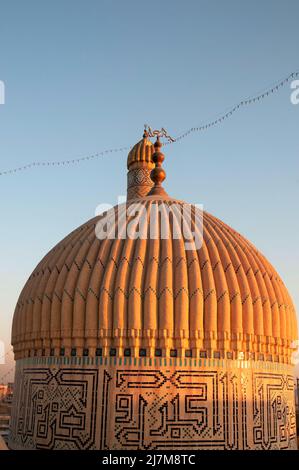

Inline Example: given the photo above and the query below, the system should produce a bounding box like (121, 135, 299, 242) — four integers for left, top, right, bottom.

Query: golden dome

(10, 134, 298, 452)
(11, 195, 297, 363)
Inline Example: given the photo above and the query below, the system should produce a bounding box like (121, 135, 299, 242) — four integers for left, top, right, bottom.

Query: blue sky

(0, 0, 299, 380)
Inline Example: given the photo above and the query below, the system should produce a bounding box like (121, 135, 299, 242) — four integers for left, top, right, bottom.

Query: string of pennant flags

(0, 70, 298, 177)
(0, 146, 131, 176)
(164, 70, 299, 144)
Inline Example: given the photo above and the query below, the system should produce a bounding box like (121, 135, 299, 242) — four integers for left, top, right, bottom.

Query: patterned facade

(9, 358, 297, 450)
(127, 167, 154, 200)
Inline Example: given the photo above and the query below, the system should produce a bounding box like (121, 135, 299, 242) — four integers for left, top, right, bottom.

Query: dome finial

(147, 135, 168, 197)
(144, 124, 175, 143)
(126, 130, 154, 200)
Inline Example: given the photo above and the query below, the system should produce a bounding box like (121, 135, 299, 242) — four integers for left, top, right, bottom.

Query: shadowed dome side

(11, 197, 298, 363)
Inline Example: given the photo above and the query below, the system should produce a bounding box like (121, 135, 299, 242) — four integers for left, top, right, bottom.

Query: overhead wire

(0, 70, 298, 175)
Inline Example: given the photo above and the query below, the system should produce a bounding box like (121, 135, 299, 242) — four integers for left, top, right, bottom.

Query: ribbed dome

(12, 195, 297, 363)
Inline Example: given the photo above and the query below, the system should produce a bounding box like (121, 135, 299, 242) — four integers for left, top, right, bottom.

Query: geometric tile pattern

(10, 368, 98, 450)
(127, 167, 153, 200)
(9, 361, 297, 450)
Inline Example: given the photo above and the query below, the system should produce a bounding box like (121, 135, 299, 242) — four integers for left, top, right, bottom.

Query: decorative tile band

(10, 359, 297, 450)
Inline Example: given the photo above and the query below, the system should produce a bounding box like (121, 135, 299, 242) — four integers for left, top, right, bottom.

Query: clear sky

(0, 0, 298, 381)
